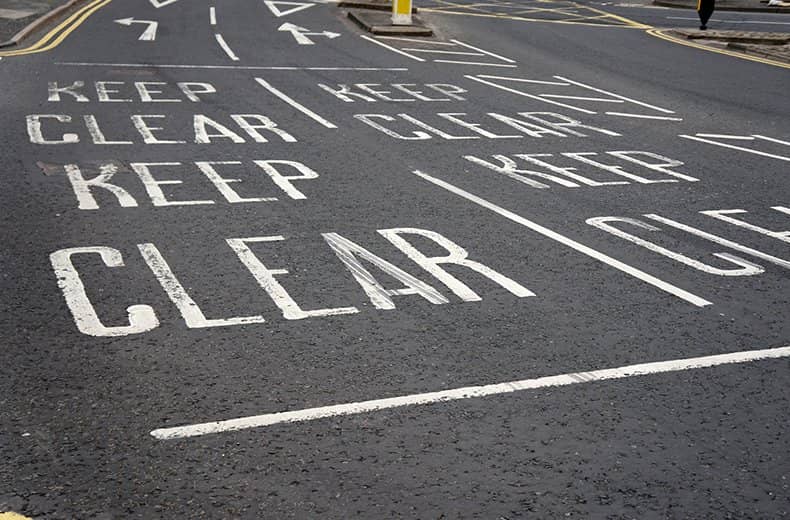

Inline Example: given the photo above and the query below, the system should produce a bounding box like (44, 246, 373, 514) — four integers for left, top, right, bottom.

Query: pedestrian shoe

(699, 24, 707, 30)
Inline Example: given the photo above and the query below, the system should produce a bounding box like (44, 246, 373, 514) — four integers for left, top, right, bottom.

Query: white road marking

(667, 16, 790, 25)
(362, 35, 425, 61)
(605, 112, 683, 121)
(114, 18, 159, 41)
(465, 75, 597, 114)
(542, 95, 624, 102)
(376, 36, 456, 45)
(209, 6, 216, 25)
(645, 214, 790, 269)
(477, 75, 569, 85)
(679, 134, 790, 162)
(255, 77, 337, 128)
(215, 33, 240, 61)
(278, 23, 340, 44)
(149, 0, 181, 7)
(150, 344, 790, 439)
(435, 60, 518, 67)
(554, 75, 675, 114)
(58, 62, 408, 71)
(265, 0, 315, 17)
(413, 170, 712, 307)
(403, 49, 484, 56)
(451, 39, 516, 63)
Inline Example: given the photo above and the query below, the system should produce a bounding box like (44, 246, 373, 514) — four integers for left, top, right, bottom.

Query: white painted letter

(27, 114, 79, 144)
(323, 232, 448, 309)
(50, 246, 159, 336)
(380, 228, 534, 301)
(228, 236, 358, 320)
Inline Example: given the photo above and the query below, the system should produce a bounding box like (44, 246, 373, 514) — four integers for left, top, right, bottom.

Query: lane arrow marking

(264, 1, 315, 17)
(115, 17, 159, 41)
(277, 22, 340, 45)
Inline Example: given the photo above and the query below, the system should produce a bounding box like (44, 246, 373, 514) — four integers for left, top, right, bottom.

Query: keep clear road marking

(150, 345, 790, 439)
(413, 170, 712, 307)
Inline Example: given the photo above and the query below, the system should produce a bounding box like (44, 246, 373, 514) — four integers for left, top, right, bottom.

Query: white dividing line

(542, 95, 624, 102)
(435, 60, 518, 67)
(413, 170, 712, 307)
(696, 133, 755, 140)
(667, 16, 790, 25)
(361, 35, 425, 61)
(57, 62, 408, 71)
(209, 6, 216, 25)
(255, 77, 337, 129)
(554, 75, 675, 114)
(605, 112, 683, 121)
(215, 33, 239, 61)
(403, 48, 484, 56)
(451, 39, 516, 63)
(679, 134, 790, 162)
(465, 75, 596, 114)
(150, 344, 790, 439)
(477, 75, 569, 85)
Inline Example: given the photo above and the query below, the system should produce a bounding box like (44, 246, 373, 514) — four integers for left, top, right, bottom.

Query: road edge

(0, 0, 86, 49)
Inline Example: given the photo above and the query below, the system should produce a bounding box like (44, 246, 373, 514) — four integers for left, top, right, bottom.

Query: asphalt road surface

(1, 0, 788, 518)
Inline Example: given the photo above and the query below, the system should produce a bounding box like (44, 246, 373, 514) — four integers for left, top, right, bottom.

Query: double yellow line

(0, 0, 112, 57)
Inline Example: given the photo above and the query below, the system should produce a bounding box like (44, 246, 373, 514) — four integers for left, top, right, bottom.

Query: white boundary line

(57, 62, 409, 71)
(209, 6, 216, 25)
(413, 170, 712, 307)
(555, 75, 675, 114)
(465, 75, 595, 113)
(151, 345, 790, 439)
(605, 112, 683, 121)
(361, 35, 425, 62)
(679, 134, 790, 162)
(435, 60, 517, 67)
(450, 39, 516, 63)
(255, 77, 337, 129)
(215, 33, 239, 61)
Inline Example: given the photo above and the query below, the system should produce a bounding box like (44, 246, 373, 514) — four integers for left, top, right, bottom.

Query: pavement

(0, 0, 72, 45)
(669, 29, 790, 62)
(654, 0, 790, 13)
(0, 0, 788, 518)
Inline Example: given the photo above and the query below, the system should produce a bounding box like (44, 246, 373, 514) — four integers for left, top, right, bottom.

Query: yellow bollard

(392, 0, 412, 25)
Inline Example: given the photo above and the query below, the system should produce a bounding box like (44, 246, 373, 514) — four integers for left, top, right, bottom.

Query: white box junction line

(151, 345, 790, 440)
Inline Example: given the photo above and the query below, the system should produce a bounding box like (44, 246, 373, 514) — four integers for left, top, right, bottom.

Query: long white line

(542, 95, 624, 102)
(477, 75, 569, 85)
(209, 6, 216, 25)
(150, 345, 790, 439)
(605, 111, 683, 121)
(555, 75, 675, 114)
(413, 170, 712, 307)
(679, 134, 790, 162)
(465, 75, 596, 114)
(435, 60, 518, 67)
(215, 33, 239, 61)
(361, 35, 425, 61)
(403, 49, 484, 56)
(57, 62, 409, 71)
(254, 77, 337, 129)
(450, 39, 516, 63)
